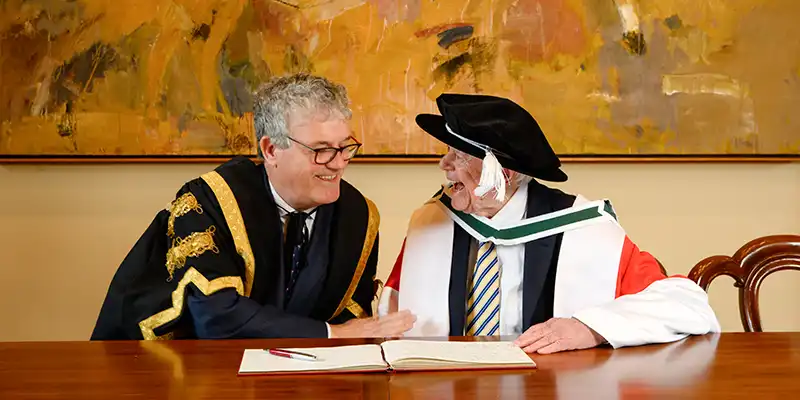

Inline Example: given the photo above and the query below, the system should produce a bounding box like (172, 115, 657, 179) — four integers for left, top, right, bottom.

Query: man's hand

(513, 317, 606, 354)
(329, 310, 416, 338)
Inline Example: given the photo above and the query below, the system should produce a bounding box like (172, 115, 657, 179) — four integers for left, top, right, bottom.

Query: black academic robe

(91, 156, 378, 340)
(446, 181, 576, 335)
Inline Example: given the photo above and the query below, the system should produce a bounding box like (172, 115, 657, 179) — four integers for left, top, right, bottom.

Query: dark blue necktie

(283, 211, 309, 303)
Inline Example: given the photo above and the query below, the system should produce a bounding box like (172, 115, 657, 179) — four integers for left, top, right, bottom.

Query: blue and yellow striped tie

(466, 241, 501, 336)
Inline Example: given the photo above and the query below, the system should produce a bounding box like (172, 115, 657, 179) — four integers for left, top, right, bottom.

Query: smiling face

(439, 147, 518, 217)
(262, 111, 354, 211)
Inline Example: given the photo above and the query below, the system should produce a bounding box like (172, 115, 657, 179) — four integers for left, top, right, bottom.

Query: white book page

(239, 344, 387, 374)
(381, 340, 535, 368)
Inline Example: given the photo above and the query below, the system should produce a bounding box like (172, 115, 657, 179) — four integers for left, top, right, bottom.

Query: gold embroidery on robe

(138, 267, 243, 340)
(330, 197, 380, 320)
(165, 226, 219, 281)
(166, 192, 204, 237)
(200, 171, 257, 297)
(346, 299, 368, 319)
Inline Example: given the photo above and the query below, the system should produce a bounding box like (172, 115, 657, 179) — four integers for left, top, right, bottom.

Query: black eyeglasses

(287, 136, 362, 165)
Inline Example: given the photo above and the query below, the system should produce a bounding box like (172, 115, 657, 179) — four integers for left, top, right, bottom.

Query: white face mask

(441, 147, 514, 218)
(444, 124, 507, 202)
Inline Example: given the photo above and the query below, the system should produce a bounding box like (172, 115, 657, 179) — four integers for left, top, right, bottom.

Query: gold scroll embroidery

(330, 197, 380, 320)
(200, 171, 256, 297)
(165, 226, 219, 281)
(166, 192, 204, 237)
(139, 267, 243, 340)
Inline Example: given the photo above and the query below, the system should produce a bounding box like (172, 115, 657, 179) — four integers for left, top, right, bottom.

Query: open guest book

(238, 340, 536, 375)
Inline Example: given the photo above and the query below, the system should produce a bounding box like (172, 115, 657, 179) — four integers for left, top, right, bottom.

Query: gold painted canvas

(1, 0, 799, 159)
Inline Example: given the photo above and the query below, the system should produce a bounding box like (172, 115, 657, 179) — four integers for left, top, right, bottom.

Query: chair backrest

(656, 259, 667, 276)
(688, 235, 800, 332)
(371, 278, 385, 316)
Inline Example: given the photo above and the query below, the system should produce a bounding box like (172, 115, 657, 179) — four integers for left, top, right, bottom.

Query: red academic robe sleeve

(615, 237, 678, 298)
(574, 236, 721, 349)
(377, 239, 404, 316)
(385, 240, 404, 291)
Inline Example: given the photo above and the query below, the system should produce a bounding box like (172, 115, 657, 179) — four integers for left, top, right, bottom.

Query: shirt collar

(487, 181, 528, 224)
(268, 179, 316, 217)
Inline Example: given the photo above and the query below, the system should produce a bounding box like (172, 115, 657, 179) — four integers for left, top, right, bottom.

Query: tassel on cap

(472, 149, 505, 201)
(445, 124, 506, 201)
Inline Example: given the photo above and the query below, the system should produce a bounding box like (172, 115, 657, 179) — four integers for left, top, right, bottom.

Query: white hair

(252, 73, 352, 156)
(512, 172, 533, 186)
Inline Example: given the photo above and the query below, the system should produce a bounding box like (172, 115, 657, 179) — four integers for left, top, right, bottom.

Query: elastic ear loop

(445, 124, 507, 201)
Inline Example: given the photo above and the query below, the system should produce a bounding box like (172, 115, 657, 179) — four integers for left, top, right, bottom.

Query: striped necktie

(465, 241, 501, 336)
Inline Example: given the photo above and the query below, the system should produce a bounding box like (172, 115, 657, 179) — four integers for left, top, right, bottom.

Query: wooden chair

(656, 259, 667, 276)
(688, 235, 800, 332)
(373, 278, 384, 300)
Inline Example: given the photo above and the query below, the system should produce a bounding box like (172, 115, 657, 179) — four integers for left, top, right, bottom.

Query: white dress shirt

(268, 180, 330, 337)
(269, 181, 316, 236)
(480, 182, 529, 336)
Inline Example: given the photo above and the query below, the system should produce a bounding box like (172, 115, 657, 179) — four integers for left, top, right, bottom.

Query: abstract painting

(1, 0, 799, 160)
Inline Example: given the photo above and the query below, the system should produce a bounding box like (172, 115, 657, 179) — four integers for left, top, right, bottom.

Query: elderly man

(379, 94, 719, 354)
(92, 74, 414, 340)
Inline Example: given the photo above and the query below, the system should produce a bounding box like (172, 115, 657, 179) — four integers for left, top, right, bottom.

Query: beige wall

(0, 161, 798, 342)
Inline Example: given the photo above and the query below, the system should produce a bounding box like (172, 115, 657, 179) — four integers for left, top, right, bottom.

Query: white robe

(379, 192, 720, 348)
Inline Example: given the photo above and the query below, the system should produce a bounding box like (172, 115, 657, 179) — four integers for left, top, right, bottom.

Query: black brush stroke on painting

(437, 25, 474, 49)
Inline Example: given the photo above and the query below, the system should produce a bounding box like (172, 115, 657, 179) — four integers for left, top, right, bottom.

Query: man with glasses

(379, 93, 719, 354)
(92, 74, 415, 340)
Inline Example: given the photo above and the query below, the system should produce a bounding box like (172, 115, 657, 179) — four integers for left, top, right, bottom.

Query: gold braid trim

(330, 197, 379, 320)
(166, 192, 204, 237)
(200, 171, 256, 297)
(138, 267, 243, 340)
(346, 299, 367, 319)
(165, 226, 219, 281)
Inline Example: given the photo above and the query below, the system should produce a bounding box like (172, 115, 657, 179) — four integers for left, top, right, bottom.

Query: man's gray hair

(253, 74, 352, 156)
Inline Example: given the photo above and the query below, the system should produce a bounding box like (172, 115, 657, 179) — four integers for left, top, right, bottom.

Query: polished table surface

(1, 333, 799, 399)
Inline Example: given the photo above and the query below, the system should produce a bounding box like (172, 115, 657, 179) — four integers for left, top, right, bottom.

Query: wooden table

(1, 333, 798, 399)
